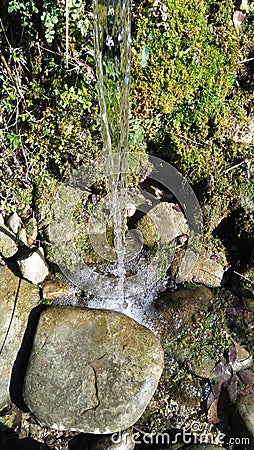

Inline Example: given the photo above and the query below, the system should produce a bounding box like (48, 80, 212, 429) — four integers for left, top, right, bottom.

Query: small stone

(18, 247, 49, 284)
(191, 254, 225, 287)
(136, 202, 188, 251)
(7, 212, 21, 234)
(0, 266, 40, 409)
(41, 279, 68, 301)
(233, 10, 246, 29)
(126, 203, 136, 217)
(23, 307, 164, 433)
(172, 250, 225, 288)
(191, 358, 218, 379)
(234, 342, 250, 362)
(146, 203, 188, 243)
(0, 223, 18, 258)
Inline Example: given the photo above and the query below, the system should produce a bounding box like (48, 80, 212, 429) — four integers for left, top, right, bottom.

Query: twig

(233, 270, 254, 287)
(0, 49, 14, 82)
(222, 158, 252, 175)
(0, 50, 27, 108)
(237, 57, 254, 64)
(0, 18, 11, 48)
(176, 134, 209, 147)
(246, 158, 252, 179)
(66, 0, 69, 69)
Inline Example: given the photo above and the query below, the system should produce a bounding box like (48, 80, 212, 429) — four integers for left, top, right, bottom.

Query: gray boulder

(0, 214, 18, 258)
(7, 212, 21, 235)
(0, 266, 40, 409)
(23, 307, 164, 433)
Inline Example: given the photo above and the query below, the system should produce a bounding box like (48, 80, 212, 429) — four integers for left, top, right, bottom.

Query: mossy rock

(23, 307, 164, 433)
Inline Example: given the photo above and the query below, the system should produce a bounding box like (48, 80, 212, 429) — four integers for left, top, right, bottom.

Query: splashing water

(94, 0, 131, 304)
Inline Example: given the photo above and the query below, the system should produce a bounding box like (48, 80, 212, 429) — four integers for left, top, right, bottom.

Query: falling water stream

(50, 0, 202, 325)
(93, 0, 131, 303)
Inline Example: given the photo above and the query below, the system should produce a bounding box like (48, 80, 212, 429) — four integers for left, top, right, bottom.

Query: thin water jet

(93, 0, 132, 305)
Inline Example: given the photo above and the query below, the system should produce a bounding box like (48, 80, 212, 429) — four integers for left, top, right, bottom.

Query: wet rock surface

(0, 266, 40, 409)
(23, 307, 164, 433)
(154, 285, 213, 333)
(41, 279, 69, 301)
(152, 286, 213, 363)
(151, 285, 240, 379)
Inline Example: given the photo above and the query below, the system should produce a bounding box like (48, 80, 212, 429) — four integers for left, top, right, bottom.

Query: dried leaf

(207, 382, 222, 409)
(228, 342, 237, 364)
(228, 379, 238, 403)
(224, 307, 250, 318)
(207, 391, 216, 410)
(213, 361, 233, 385)
(233, 10, 246, 28)
(237, 369, 254, 386)
(208, 398, 221, 424)
(212, 382, 222, 397)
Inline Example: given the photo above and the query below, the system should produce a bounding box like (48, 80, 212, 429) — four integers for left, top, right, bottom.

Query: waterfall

(49, 0, 203, 326)
(93, 0, 132, 302)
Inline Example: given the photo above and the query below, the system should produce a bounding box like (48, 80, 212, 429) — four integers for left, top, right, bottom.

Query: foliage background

(0, 0, 253, 241)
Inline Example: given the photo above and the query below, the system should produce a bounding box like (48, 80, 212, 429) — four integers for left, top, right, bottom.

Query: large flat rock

(23, 307, 164, 433)
(0, 265, 40, 409)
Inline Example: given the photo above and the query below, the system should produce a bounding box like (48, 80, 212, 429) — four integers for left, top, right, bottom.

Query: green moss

(131, 0, 254, 233)
(136, 216, 158, 250)
(0, 0, 100, 214)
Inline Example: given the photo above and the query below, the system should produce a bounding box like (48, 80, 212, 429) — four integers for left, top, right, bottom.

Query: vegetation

(0, 1, 253, 440)
(0, 0, 253, 237)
